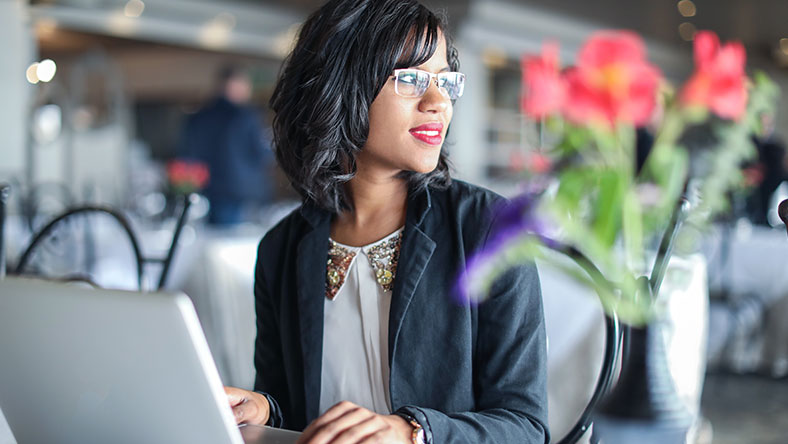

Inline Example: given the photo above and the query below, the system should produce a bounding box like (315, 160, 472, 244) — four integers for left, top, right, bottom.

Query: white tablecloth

(181, 232, 261, 390)
(703, 223, 788, 376)
(0, 412, 11, 444)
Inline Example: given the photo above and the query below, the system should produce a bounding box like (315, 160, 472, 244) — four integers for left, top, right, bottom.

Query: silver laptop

(0, 277, 299, 444)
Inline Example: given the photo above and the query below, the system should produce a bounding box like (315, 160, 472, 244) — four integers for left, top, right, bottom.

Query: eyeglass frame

(390, 68, 466, 100)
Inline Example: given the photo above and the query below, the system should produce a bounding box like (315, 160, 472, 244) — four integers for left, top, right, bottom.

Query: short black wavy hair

(270, 0, 460, 213)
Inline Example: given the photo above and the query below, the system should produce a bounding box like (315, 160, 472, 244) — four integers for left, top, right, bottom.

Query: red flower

(521, 42, 566, 118)
(527, 152, 552, 174)
(509, 151, 526, 172)
(167, 160, 210, 191)
(167, 162, 188, 183)
(562, 31, 661, 127)
(190, 163, 210, 188)
(680, 31, 747, 120)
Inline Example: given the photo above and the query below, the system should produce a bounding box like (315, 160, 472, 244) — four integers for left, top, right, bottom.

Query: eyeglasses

(391, 69, 466, 100)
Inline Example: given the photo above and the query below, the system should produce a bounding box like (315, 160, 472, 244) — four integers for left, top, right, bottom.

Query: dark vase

(592, 322, 694, 443)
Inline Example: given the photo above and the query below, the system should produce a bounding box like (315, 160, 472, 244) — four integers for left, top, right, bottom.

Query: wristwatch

(396, 413, 426, 444)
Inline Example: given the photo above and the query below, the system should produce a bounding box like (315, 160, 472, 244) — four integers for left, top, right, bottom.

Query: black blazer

(253, 180, 549, 443)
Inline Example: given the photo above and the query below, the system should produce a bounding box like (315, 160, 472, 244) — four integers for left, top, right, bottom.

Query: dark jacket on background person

(252, 179, 549, 443)
(745, 134, 787, 225)
(179, 97, 271, 207)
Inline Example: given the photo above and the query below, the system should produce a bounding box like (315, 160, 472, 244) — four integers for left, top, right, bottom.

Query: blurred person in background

(743, 112, 788, 225)
(178, 65, 273, 225)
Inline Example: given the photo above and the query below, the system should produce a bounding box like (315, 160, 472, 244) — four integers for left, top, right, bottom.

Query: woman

(224, 1, 549, 442)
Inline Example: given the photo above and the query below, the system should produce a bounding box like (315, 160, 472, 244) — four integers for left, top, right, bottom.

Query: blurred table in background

(0, 412, 10, 444)
(181, 229, 262, 390)
(176, 202, 301, 388)
(703, 222, 788, 377)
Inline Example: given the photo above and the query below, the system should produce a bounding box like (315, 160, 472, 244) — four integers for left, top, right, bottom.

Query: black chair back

(13, 193, 196, 290)
(0, 183, 10, 279)
(778, 199, 788, 237)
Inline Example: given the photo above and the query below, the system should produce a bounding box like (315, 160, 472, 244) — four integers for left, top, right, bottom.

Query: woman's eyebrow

(411, 66, 451, 72)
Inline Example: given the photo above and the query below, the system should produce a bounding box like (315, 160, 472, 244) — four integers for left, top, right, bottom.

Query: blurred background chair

(12, 193, 197, 291)
(553, 304, 623, 444)
(16, 180, 75, 234)
(0, 183, 10, 279)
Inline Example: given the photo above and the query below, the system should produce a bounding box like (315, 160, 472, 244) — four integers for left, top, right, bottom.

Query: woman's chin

(408, 153, 442, 174)
(408, 162, 440, 174)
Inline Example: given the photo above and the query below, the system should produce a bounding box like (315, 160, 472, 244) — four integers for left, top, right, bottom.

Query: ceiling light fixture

(26, 63, 40, 84)
(780, 38, 788, 55)
(124, 0, 145, 18)
(677, 0, 697, 18)
(36, 59, 57, 83)
(198, 13, 237, 49)
(678, 22, 696, 41)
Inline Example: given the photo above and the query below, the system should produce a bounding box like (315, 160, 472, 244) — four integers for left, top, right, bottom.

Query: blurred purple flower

(455, 192, 553, 305)
(490, 193, 544, 245)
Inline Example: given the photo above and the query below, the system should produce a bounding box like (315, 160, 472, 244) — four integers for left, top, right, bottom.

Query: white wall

(447, 41, 489, 186)
(0, 0, 35, 187)
(0, 10, 27, 440)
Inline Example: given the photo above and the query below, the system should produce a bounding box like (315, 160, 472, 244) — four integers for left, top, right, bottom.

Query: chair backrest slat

(0, 183, 10, 279)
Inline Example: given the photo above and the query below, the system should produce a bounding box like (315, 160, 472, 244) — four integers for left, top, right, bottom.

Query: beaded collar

(325, 230, 403, 300)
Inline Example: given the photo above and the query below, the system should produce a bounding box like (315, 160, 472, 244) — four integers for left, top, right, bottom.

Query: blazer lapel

(388, 188, 436, 364)
(296, 206, 330, 424)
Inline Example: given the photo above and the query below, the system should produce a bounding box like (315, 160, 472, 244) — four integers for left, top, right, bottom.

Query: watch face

(415, 428, 426, 444)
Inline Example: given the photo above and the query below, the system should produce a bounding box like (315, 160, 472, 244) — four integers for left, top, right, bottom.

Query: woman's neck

(330, 172, 408, 247)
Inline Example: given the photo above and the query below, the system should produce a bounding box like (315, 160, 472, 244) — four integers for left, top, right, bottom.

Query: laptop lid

(0, 277, 244, 444)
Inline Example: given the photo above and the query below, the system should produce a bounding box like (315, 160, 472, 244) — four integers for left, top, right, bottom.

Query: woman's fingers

(306, 408, 377, 444)
(299, 401, 358, 440)
(329, 414, 391, 444)
(233, 400, 255, 424)
(298, 402, 357, 443)
(223, 386, 269, 425)
(297, 401, 376, 444)
(224, 386, 246, 407)
(356, 430, 393, 444)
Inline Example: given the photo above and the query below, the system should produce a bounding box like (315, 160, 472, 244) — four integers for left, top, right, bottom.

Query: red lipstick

(409, 122, 444, 145)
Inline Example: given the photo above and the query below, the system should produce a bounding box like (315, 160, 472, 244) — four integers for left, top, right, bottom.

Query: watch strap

(395, 412, 425, 444)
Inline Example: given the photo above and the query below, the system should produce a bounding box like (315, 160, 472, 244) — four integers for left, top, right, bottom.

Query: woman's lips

(409, 122, 444, 146)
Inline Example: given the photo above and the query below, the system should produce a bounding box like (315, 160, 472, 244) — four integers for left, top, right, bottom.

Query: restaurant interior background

(2, 0, 788, 443)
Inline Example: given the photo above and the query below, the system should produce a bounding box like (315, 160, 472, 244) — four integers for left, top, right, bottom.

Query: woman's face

(358, 33, 454, 177)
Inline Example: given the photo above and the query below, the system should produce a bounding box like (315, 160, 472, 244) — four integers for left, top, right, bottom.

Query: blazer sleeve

(397, 213, 550, 443)
(252, 243, 288, 428)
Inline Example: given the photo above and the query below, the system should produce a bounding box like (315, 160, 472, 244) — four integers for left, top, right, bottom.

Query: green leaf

(554, 168, 591, 214)
(622, 189, 644, 269)
(591, 170, 624, 249)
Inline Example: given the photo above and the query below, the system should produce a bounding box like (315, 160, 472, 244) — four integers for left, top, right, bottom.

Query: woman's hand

(296, 401, 413, 444)
(224, 386, 270, 425)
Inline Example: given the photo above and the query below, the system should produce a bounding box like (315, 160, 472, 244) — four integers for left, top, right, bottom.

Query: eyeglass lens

(394, 70, 465, 100)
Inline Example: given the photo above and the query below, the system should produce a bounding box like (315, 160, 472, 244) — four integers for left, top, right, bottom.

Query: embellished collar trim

(325, 229, 404, 300)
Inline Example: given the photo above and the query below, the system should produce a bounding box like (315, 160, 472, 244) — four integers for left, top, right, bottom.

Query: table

(703, 222, 788, 376)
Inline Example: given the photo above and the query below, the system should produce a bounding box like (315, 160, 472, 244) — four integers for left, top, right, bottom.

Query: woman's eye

(398, 74, 418, 85)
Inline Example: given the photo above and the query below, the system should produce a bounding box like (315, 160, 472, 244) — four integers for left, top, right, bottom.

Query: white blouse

(319, 228, 404, 416)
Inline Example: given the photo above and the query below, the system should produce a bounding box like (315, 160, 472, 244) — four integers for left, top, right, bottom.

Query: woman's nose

(418, 80, 450, 113)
